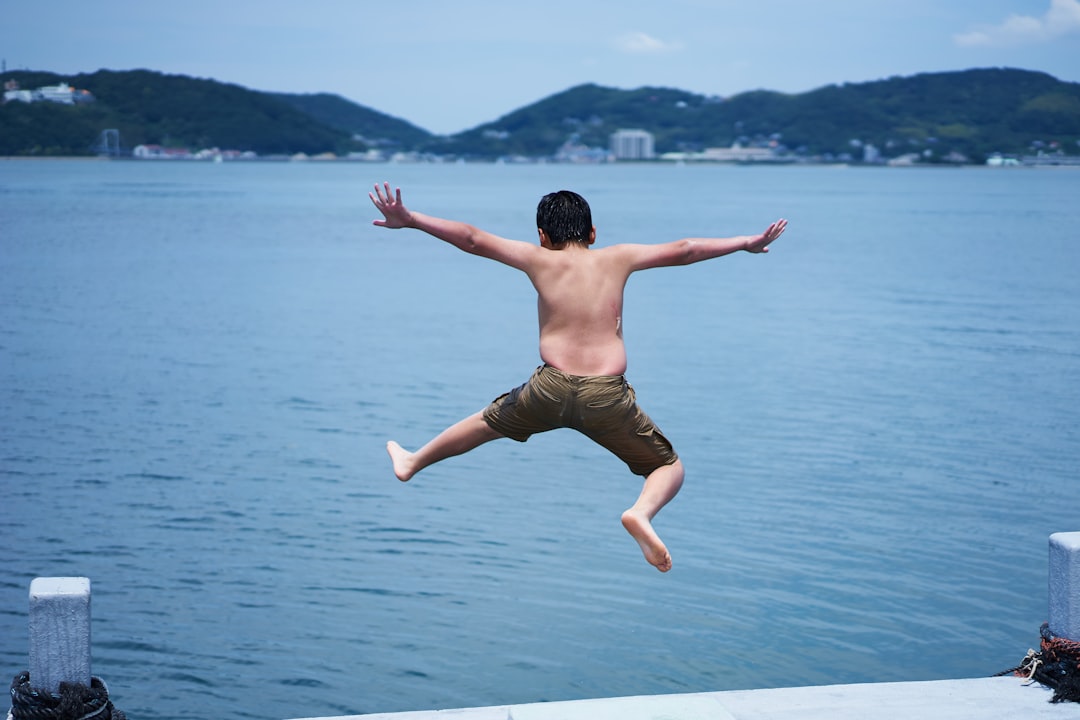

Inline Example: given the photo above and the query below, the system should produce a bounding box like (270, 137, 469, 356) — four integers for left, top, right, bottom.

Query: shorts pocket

(585, 380, 629, 410)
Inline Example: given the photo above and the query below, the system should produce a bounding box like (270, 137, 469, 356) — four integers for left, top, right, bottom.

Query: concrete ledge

(288, 678, 1074, 720)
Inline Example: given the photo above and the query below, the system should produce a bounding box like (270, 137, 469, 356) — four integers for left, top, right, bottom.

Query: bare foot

(386, 441, 416, 482)
(621, 509, 672, 572)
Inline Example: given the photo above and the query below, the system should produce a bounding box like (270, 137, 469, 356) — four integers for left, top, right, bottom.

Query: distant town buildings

(3, 80, 94, 105)
(655, 143, 783, 163)
(556, 134, 613, 163)
(696, 144, 777, 162)
(610, 129, 655, 160)
(132, 144, 257, 161)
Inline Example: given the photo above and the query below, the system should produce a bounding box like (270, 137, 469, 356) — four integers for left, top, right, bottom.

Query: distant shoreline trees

(1, 67, 1077, 163)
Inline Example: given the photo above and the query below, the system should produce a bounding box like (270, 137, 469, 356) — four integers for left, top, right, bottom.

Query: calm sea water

(2, 159, 1078, 720)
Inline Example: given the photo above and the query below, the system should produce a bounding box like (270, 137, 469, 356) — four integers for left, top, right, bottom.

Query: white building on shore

(696, 143, 776, 162)
(3, 80, 94, 105)
(610, 129, 655, 160)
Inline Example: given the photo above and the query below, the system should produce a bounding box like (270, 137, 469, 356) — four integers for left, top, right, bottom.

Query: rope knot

(8, 672, 126, 720)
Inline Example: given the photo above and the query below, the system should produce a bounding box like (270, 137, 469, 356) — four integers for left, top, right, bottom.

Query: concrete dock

(288, 677, 1076, 720)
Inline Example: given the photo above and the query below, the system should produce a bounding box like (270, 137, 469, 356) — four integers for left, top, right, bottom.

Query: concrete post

(28, 577, 92, 693)
(1049, 532, 1080, 641)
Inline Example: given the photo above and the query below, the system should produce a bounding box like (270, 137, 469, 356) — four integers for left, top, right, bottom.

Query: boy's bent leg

(621, 459, 684, 572)
(387, 411, 503, 482)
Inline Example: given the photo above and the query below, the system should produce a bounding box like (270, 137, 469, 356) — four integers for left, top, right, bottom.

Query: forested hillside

(2, 67, 1077, 161)
(270, 92, 431, 148)
(435, 68, 1080, 161)
(0, 70, 423, 156)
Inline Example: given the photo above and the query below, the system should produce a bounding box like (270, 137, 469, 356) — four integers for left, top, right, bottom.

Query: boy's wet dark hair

(537, 190, 592, 246)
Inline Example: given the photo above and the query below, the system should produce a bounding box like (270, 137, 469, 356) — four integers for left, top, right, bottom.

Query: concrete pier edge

(286, 678, 1073, 720)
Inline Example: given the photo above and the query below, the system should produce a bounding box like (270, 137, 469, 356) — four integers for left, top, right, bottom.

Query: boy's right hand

(745, 219, 788, 253)
(370, 182, 413, 229)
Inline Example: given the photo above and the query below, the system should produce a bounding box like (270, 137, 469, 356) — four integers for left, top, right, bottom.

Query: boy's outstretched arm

(369, 182, 538, 270)
(624, 219, 788, 270)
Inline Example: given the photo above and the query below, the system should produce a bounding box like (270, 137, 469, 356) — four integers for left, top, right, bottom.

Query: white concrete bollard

(1049, 532, 1080, 641)
(28, 577, 92, 693)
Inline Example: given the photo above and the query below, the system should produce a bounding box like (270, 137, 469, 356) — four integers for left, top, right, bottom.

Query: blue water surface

(1, 159, 1078, 720)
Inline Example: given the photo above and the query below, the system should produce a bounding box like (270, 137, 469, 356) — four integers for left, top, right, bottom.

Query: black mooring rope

(8, 672, 126, 720)
(996, 622, 1080, 704)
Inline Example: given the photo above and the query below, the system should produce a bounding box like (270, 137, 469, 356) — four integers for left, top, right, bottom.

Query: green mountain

(270, 92, 431, 148)
(433, 68, 1080, 162)
(0, 69, 429, 156)
(1, 67, 1077, 161)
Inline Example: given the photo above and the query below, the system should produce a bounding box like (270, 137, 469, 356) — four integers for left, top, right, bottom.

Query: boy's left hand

(746, 219, 788, 253)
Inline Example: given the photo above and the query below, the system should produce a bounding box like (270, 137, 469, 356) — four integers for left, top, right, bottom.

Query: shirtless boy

(370, 182, 787, 572)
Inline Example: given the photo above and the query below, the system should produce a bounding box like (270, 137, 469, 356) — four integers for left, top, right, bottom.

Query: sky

(3, 1, 1079, 135)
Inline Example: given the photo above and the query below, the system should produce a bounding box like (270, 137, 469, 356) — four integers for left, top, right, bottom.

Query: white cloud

(613, 31, 683, 54)
(954, 0, 1080, 47)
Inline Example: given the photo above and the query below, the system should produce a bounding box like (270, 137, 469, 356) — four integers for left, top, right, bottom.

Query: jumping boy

(370, 182, 787, 572)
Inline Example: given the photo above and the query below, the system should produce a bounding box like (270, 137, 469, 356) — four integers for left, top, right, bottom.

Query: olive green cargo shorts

(482, 364, 678, 477)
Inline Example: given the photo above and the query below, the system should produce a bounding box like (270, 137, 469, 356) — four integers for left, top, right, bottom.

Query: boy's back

(528, 243, 635, 376)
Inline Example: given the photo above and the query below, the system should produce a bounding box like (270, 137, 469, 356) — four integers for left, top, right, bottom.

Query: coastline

(3, 154, 1078, 167)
